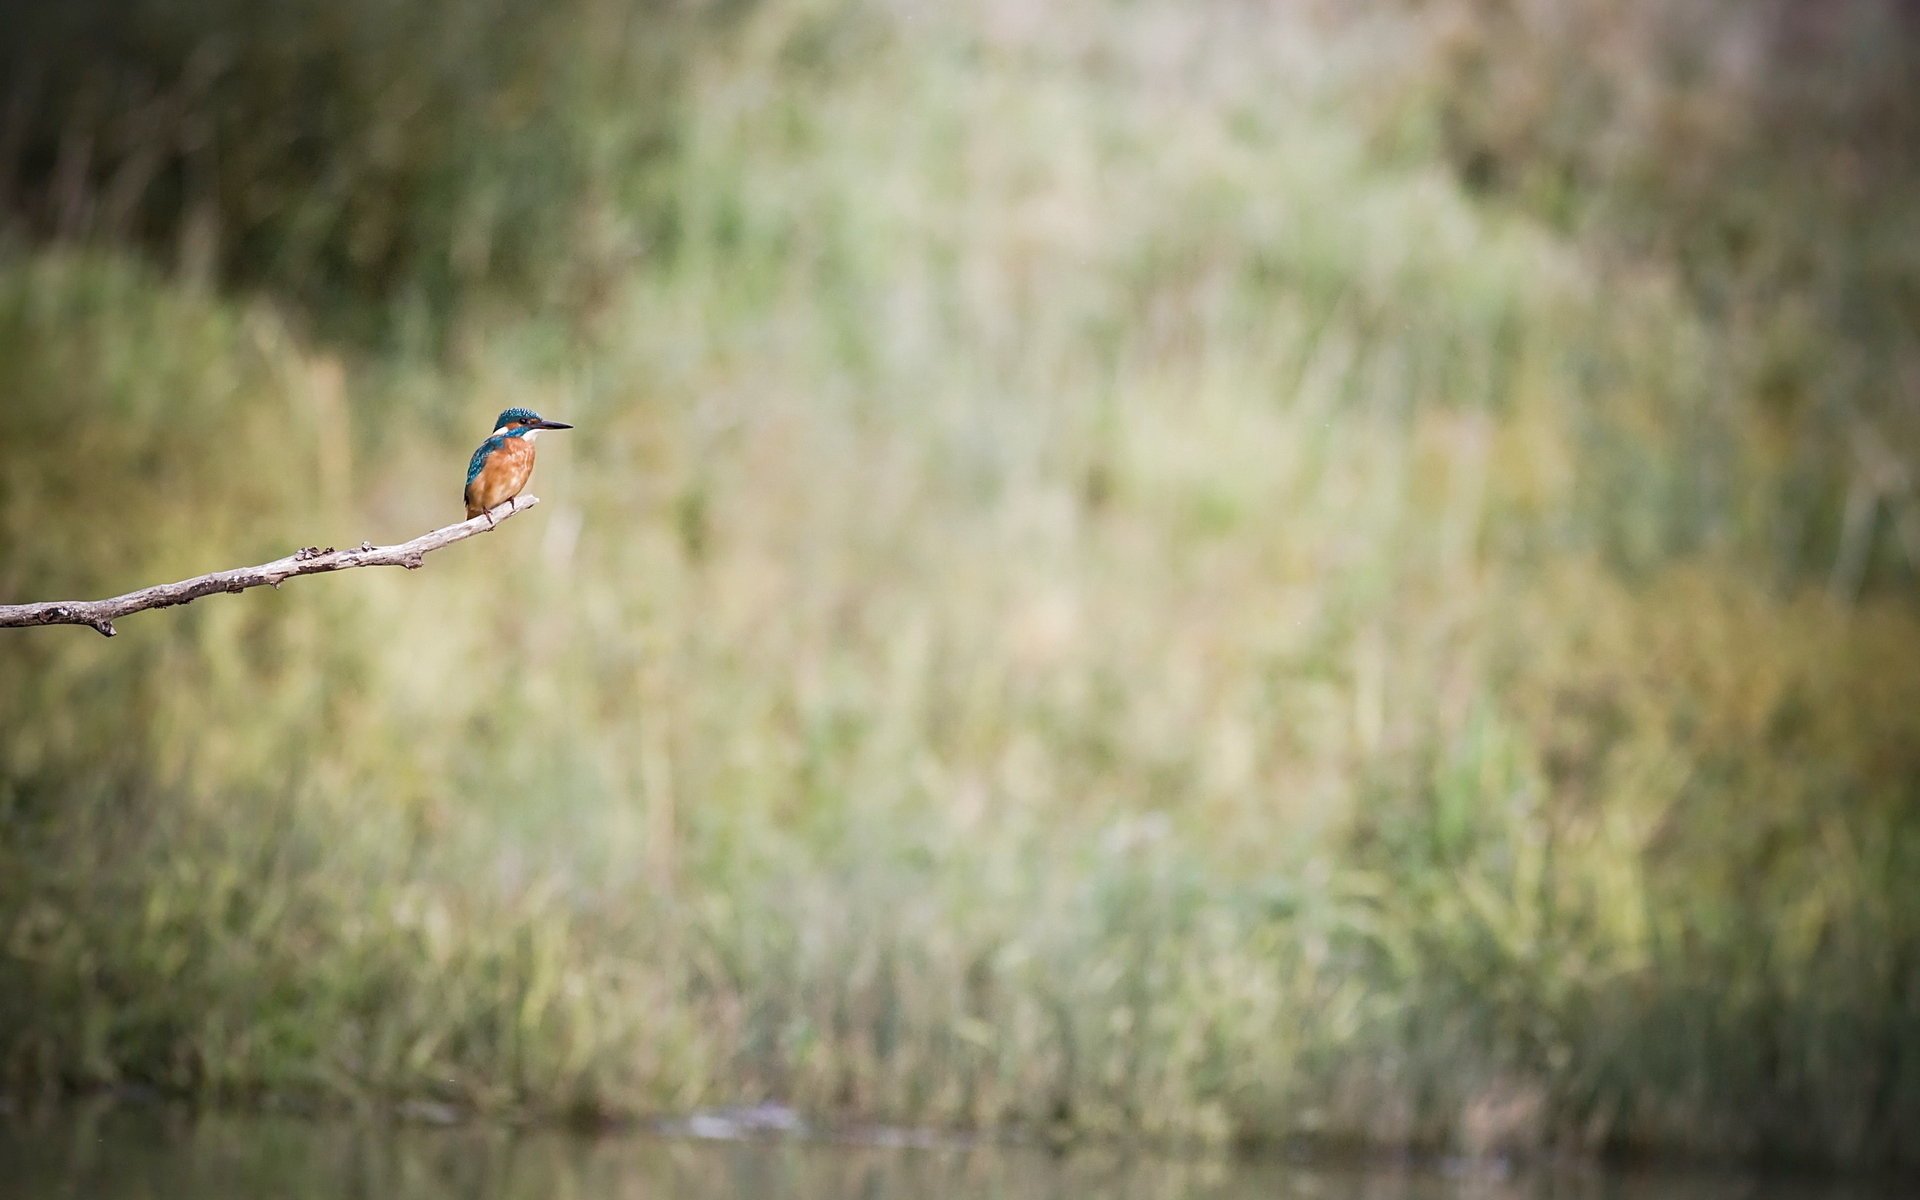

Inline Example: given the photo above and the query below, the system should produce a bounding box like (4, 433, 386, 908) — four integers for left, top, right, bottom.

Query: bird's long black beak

(537, 419, 574, 430)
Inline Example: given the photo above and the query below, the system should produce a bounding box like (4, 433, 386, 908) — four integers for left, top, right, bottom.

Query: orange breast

(465, 437, 538, 517)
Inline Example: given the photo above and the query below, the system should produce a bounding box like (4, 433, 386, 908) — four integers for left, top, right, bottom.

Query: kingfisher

(465, 407, 573, 523)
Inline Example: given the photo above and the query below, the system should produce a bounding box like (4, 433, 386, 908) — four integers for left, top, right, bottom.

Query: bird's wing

(466, 435, 504, 489)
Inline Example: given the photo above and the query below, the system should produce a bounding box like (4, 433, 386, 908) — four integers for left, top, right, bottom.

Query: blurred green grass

(2, 0, 1918, 1172)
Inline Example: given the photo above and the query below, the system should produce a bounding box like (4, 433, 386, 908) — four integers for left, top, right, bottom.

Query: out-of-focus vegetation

(0, 0, 692, 342)
(2, 0, 1917, 1173)
(1375, 0, 1920, 587)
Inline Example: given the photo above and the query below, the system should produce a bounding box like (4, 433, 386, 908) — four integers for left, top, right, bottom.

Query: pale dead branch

(0, 496, 540, 638)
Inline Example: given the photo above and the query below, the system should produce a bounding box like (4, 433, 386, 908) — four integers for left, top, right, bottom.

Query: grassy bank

(2, 0, 1918, 1172)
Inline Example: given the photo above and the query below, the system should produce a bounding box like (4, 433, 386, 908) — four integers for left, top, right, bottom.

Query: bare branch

(0, 496, 541, 638)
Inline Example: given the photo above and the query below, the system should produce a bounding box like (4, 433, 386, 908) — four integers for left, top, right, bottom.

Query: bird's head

(491, 407, 574, 440)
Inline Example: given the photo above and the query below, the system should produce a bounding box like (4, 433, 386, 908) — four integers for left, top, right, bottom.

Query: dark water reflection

(0, 1107, 1897, 1200)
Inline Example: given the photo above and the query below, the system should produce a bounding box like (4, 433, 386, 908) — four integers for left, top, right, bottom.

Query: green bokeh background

(2, 0, 1917, 1171)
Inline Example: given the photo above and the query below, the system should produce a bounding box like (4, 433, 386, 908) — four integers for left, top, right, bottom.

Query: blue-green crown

(493, 406, 543, 431)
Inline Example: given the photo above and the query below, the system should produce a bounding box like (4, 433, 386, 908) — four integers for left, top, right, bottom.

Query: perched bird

(465, 407, 573, 523)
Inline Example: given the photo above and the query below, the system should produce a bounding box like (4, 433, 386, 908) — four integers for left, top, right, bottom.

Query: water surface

(0, 1107, 1896, 1200)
